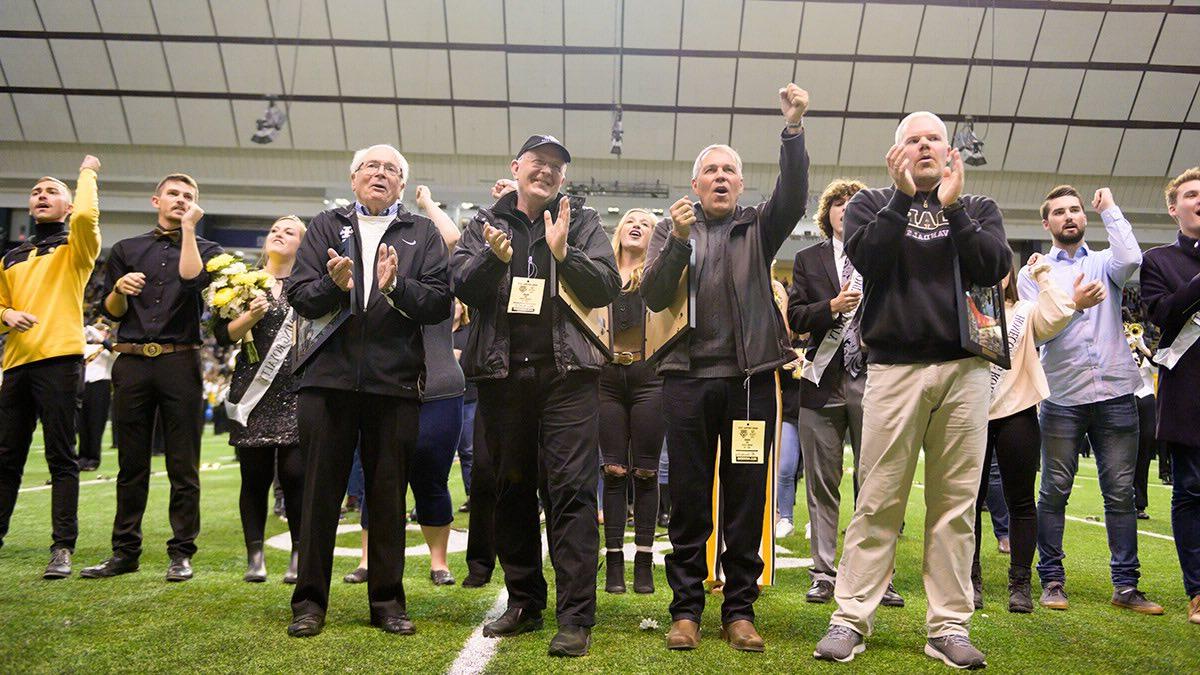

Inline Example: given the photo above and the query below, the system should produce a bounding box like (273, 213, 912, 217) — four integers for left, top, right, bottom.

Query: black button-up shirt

(100, 230, 224, 345)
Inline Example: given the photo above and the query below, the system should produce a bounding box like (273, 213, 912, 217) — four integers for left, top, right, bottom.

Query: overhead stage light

(610, 107, 623, 157)
(953, 117, 987, 167)
(251, 99, 288, 145)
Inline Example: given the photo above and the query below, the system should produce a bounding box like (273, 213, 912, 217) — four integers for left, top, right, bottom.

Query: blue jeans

(986, 452, 1010, 539)
(1168, 442, 1200, 598)
(347, 448, 364, 500)
(776, 421, 800, 521)
(1037, 395, 1140, 588)
(458, 400, 477, 495)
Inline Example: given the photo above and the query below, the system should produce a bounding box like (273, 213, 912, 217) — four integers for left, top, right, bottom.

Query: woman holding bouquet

(212, 216, 308, 583)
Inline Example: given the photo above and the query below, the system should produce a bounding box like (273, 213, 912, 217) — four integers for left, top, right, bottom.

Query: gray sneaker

(813, 625, 865, 663)
(1040, 581, 1068, 610)
(1112, 586, 1164, 615)
(925, 634, 987, 669)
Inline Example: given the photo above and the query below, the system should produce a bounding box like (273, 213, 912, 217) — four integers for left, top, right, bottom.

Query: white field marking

(266, 523, 471, 558)
(1064, 515, 1176, 542)
(912, 483, 1175, 542)
(18, 462, 240, 493)
(446, 589, 509, 675)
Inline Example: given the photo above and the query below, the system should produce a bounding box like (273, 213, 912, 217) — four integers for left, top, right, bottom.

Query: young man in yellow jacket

(0, 155, 102, 579)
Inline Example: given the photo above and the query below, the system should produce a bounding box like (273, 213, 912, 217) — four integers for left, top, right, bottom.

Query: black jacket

(451, 192, 620, 380)
(788, 239, 853, 408)
(843, 187, 1009, 365)
(286, 205, 452, 398)
(641, 129, 810, 376)
(1140, 233, 1200, 446)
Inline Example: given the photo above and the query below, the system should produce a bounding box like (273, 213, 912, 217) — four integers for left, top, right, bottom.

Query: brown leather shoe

(1189, 595, 1200, 625)
(720, 619, 765, 652)
(665, 619, 700, 650)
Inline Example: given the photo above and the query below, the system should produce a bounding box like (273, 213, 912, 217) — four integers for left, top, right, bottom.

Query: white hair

(350, 144, 409, 200)
(894, 111, 948, 145)
(692, 144, 742, 180)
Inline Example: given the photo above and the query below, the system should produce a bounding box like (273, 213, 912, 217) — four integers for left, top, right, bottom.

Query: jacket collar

(334, 202, 414, 226)
(694, 202, 756, 229)
(490, 191, 585, 221)
(1177, 230, 1200, 259)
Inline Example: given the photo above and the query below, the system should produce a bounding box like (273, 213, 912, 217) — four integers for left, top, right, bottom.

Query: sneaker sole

(924, 643, 986, 670)
(1040, 600, 1068, 610)
(1112, 601, 1164, 615)
(43, 570, 71, 580)
(813, 643, 865, 663)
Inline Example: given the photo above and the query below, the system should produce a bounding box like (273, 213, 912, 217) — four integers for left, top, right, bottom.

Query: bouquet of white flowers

(203, 252, 274, 362)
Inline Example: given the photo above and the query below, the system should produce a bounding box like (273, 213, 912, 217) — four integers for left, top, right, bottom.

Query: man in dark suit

(788, 179, 904, 607)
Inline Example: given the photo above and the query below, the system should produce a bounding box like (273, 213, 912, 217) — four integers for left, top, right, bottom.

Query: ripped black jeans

(598, 360, 664, 550)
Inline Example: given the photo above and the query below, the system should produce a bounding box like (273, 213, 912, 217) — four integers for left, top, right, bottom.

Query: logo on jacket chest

(906, 208, 950, 242)
(339, 225, 353, 241)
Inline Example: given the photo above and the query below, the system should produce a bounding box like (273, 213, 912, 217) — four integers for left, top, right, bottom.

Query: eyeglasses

(357, 161, 402, 177)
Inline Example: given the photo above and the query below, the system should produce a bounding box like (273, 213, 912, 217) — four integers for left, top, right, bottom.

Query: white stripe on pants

(830, 357, 989, 638)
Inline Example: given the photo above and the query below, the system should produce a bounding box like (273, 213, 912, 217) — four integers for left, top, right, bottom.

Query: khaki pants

(830, 358, 989, 638)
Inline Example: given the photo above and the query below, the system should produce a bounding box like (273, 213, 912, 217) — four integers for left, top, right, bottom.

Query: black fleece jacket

(843, 187, 1010, 364)
(286, 205, 452, 398)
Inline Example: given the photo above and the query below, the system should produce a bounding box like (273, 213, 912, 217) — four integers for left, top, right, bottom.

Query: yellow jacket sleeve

(68, 167, 101, 268)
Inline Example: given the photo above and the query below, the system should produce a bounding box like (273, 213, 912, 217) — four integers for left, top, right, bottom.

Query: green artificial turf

(1, 429, 1196, 673)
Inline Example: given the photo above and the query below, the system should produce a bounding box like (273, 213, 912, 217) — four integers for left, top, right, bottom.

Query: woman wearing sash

(972, 251, 1099, 612)
(600, 208, 664, 594)
(215, 215, 307, 583)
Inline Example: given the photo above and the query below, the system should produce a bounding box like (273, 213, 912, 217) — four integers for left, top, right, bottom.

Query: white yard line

(446, 589, 509, 675)
(912, 482, 1175, 542)
(18, 462, 239, 493)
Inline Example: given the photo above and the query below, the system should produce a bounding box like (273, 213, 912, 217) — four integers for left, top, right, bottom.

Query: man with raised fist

(1019, 184, 1161, 617)
(83, 173, 223, 583)
(0, 155, 102, 579)
(814, 112, 1009, 668)
(641, 84, 810, 653)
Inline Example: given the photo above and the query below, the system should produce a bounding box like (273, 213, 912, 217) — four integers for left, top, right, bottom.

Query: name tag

(507, 277, 545, 315)
(731, 420, 766, 464)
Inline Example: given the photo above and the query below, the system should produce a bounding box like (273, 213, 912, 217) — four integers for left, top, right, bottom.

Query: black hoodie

(843, 187, 1009, 365)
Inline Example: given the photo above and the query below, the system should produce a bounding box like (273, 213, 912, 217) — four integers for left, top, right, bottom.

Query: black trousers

(110, 350, 204, 558)
(0, 356, 83, 552)
(663, 371, 777, 624)
(598, 360, 663, 550)
(1135, 394, 1157, 511)
(477, 362, 600, 628)
(974, 406, 1041, 575)
(237, 445, 303, 549)
(464, 407, 496, 579)
(77, 379, 111, 466)
(291, 388, 417, 620)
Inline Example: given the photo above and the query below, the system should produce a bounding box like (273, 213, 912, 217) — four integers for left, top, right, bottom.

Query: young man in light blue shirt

(1017, 184, 1162, 615)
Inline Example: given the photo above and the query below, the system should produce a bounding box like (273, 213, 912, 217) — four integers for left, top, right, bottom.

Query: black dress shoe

(430, 569, 456, 586)
(482, 607, 543, 637)
(80, 555, 139, 578)
(372, 614, 416, 635)
(287, 613, 324, 638)
(44, 548, 72, 579)
(343, 567, 368, 584)
(244, 545, 267, 583)
(458, 498, 471, 513)
(282, 551, 299, 584)
(166, 556, 193, 582)
(806, 579, 834, 603)
(462, 571, 491, 588)
(548, 625, 591, 657)
(881, 582, 905, 608)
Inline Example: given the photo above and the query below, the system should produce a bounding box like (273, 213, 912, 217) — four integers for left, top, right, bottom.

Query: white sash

(225, 309, 295, 426)
(801, 270, 862, 384)
(1153, 311, 1200, 370)
(990, 301, 1032, 395)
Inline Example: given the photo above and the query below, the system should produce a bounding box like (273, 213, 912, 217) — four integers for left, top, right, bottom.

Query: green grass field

(1, 428, 1196, 674)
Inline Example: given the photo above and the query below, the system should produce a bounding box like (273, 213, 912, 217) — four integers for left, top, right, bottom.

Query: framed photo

(645, 248, 697, 363)
(954, 259, 1011, 369)
(556, 279, 614, 358)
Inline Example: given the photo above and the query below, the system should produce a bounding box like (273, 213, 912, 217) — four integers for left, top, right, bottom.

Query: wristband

(942, 199, 965, 215)
(0, 308, 10, 324)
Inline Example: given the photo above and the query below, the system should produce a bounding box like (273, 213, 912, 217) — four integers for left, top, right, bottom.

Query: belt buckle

(142, 342, 163, 357)
(615, 351, 634, 366)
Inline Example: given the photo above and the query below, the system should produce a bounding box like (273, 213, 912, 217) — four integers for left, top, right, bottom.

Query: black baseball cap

(515, 134, 571, 163)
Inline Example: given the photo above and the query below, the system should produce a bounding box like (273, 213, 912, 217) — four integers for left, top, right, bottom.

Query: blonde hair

(34, 176, 72, 199)
(611, 208, 656, 292)
(271, 214, 307, 234)
(1165, 167, 1200, 208)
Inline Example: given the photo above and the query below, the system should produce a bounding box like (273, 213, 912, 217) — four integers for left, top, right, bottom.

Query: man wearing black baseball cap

(452, 134, 620, 656)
